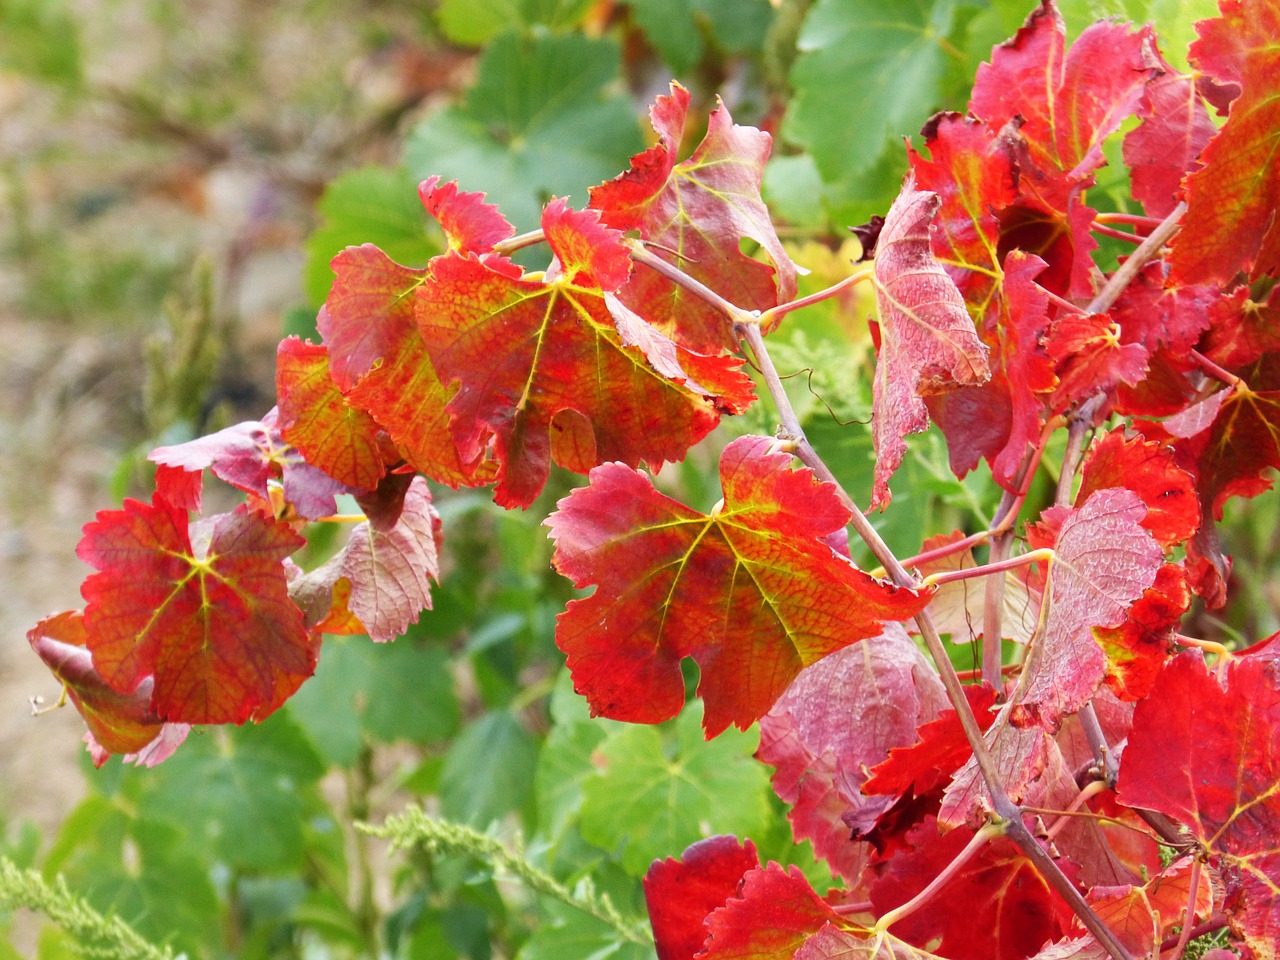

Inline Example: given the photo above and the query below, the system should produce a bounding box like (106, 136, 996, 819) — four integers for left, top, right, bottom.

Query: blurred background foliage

(0, 0, 1266, 957)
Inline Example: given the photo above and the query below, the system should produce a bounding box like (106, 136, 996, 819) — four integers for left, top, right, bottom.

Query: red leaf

(1170, 0, 1280, 283)
(863, 685, 1000, 800)
(756, 625, 948, 881)
(643, 835, 760, 960)
(1076, 428, 1199, 547)
(794, 924, 949, 960)
(700, 862, 843, 960)
(546, 436, 934, 737)
(1071, 857, 1213, 959)
(320, 244, 494, 488)
(1201, 282, 1280, 370)
(275, 337, 386, 492)
(939, 719, 1048, 829)
(590, 82, 797, 354)
(909, 112, 1019, 322)
(78, 496, 315, 725)
(340, 477, 442, 643)
(1010, 489, 1164, 732)
(871, 177, 990, 508)
(417, 199, 755, 508)
(866, 816, 1074, 960)
(27, 610, 189, 767)
(1045, 311, 1149, 411)
(417, 176, 514, 255)
(150, 413, 349, 520)
(1118, 651, 1280, 957)
(1122, 58, 1216, 219)
(1091, 563, 1190, 701)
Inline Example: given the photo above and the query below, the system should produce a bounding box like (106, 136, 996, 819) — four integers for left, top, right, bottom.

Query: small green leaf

(440, 711, 538, 827)
(578, 705, 772, 875)
(404, 30, 644, 232)
(303, 165, 438, 307)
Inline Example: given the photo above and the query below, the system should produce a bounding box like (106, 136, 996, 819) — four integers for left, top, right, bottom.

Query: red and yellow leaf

(417, 199, 754, 509)
(77, 496, 315, 725)
(1169, 0, 1280, 284)
(1076, 428, 1199, 548)
(590, 82, 797, 354)
(1118, 651, 1280, 958)
(546, 435, 934, 737)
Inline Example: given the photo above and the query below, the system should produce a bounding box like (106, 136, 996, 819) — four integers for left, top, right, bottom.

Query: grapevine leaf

(417, 199, 755, 508)
(866, 817, 1074, 960)
(1109, 260, 1216, 358)
(1169, 0, 1280, 283)
(417, 175, 515, 255)
(756, 624, 947, 882)
(341, 477, 443, 643)
(620, 0, 773, 74)
(77, 496, 315, 725)
(1045, 311, 1150, 412)
(1010, 489, 1164, 732)
(403, 30, 644, 231)
(968, 1, 1157, 297)
(275, 337, 386, 492)
(1068, 857, 1213, 959)
(547, 435, 934, 736)
(1202, 283, 1280, 370)
(925, 250, 1057, 489)
(1118, 651, 1280, 957)
(1076, 428, 1199, 547)
(436, 0, 595, 46)
(1122, 61, 1216, 219)
(700, 861, 845, 959)
(863, 684, 1000, 800)
(438, 710, 537, 827)
(27, 610, 189, 767)
(590, 82, 797, 353)
(579, 705, 771, 876)
(1091, 563, 1190, 701)
(149, 413, 349, 520)
(871, 177, 990, 508)
(320, 244, 496, 488)
(785, 0, 958, 182)
(908, 111, 1019, 322)
(939, 716, 1047, 829)
(644, 835, 761, 960)
(794, 923, 950, 960)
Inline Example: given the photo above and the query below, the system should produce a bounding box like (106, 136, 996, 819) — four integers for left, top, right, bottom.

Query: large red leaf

(644, 835, 760, 960)
(590, 82, 797, 354)
(546, 435, 934, 737)
(756, 625, 948, 881)
(417, 198, 754, 508)
(27, 610, 189, 768)
(1118, 652, 1280, 958)
(77, 496, 315, 725)
(866, 816, 1074, 960)
(968, 1, 1157, 298)
(871, 177, 990, 508)
(1010, 489, 1164, 732)
(319, 244, 495, 488)
(1169, 0, 1280, 284)
(700, 861, 844, 959)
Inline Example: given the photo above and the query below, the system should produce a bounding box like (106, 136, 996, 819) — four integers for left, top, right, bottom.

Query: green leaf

(404, 30, 644, 232)
(578, 705, 772, 876)
(786, 0, 958, 181)
(303, 165, 438, 307)
(621, 0, 773, 74)
(536, 719, 607, 841)
(136, 716, 327, 872)
(437, 0, 596, 46)
(42, 798, 220, 956)
(440, 711, 538, 827)
(517, 900, 655, 960)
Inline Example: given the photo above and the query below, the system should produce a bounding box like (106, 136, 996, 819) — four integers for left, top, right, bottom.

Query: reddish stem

(758, 267, 873, 326)
(1095, 211, 1163, 232)
(922, 549, 1053, 589)
(1166, 857, 1203, 960)
(1093, 223, 1144, 245)
(492, 228, 546, 257)
(1188, 349, 1242, 388)
(874, 824, 1001, 933)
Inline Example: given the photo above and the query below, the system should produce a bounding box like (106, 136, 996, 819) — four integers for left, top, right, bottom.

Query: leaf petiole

(873, 822, 1003, 934)
(920, 548, 1053, 589)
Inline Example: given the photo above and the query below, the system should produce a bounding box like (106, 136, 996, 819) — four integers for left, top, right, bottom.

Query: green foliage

(403, 30, 644, 232)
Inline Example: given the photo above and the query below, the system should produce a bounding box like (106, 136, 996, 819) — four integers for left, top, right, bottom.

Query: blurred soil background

(0, 0, 471, 840)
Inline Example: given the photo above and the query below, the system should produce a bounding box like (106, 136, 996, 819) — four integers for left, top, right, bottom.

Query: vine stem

(1085, 201, 1186, 315)
(921, 548, 1054, 589)
(1167, 857, 1203, 960)
(634, 244, 1137, 960)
